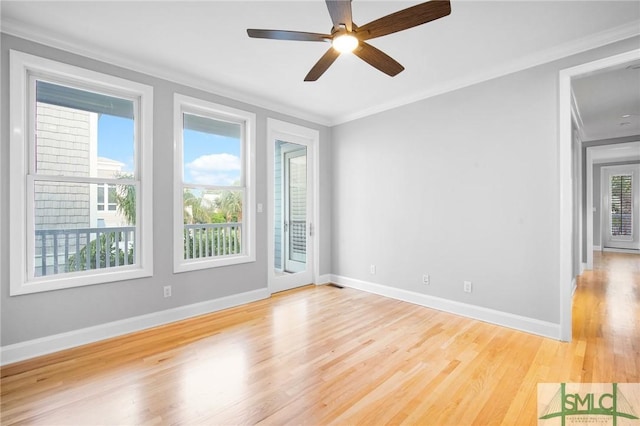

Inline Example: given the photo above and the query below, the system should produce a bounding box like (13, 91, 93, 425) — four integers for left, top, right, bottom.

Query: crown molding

(333, 20, 640, 126)
(0, 18, 333, 128)
(2, 16, 638, 128)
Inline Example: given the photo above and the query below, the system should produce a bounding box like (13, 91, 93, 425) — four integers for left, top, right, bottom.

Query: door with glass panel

(268, 120, 316, 294)
(603, 165, 640, 250)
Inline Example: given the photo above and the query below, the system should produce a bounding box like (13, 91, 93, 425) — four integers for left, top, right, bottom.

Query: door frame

(585, 142, 640, 268)
(266, 118, 320, 294)
(558, 48, 640, 341)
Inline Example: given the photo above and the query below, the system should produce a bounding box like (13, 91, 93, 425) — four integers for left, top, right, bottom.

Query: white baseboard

(330, 274, 561, 340)
(593, 245, 602, 251)
(580, 262, 587, 274)
(602, 247, 640, 253)
(315, 274, 331, 285)
(0, 288, 270, 366)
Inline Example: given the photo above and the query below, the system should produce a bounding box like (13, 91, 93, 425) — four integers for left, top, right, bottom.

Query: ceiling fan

(247, 0, 451, 81)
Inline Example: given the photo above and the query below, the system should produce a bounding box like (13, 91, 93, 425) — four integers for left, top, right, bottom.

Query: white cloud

(188, 153, 240, 171)
(186, 153, 241, 185)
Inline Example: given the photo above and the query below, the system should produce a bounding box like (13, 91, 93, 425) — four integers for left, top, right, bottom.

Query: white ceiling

(572, 62, 640, 141)
(1, 1, 639, 126)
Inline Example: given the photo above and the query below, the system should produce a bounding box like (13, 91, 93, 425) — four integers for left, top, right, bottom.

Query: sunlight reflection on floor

(180, 345, 248, 416)
(594, 251, 640, 337)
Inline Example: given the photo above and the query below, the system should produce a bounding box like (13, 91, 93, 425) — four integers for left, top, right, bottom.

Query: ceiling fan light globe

(332, 34, 358, 53)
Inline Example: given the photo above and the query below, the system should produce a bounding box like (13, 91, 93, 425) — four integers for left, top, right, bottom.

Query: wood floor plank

(1, 251, 638, 425)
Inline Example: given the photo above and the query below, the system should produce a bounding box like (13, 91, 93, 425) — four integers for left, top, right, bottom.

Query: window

(173, 94, 255, 272)
(9, 50, 153, 295)
(97, 184, 117, 212)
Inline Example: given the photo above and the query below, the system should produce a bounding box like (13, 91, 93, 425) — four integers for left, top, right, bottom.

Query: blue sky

(183, 129, 241, 186)
(97, 115, 134, 172)
(98, 114, 241, 185)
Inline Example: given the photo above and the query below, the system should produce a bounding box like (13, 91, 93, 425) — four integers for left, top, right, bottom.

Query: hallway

(572, 251, 640, 382)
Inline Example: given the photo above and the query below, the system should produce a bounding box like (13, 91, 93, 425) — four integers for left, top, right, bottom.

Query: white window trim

(173, 94, 256, 273)
(9, 50, 154, 295)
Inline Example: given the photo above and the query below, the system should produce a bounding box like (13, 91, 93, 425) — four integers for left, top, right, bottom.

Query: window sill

(173, 254, 256, 274)
(10, 267, 153, 296)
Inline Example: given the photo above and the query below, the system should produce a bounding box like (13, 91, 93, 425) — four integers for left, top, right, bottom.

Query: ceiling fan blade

(326, 0, 353, 32)
(353, 42, 404, 77)
(247, 29, 331, 42)
(356, 0, 451, 41)
(304, 48, 341, 81)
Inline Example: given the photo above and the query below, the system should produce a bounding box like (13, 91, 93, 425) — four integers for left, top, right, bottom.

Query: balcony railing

(35, 227, 136, 277)
(35, 222, 242, 277)
(184, 223, 242, 260)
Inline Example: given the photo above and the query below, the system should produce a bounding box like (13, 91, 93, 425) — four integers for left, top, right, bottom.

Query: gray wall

(331, 36, 640, 324)
(0, 34, 332, 346)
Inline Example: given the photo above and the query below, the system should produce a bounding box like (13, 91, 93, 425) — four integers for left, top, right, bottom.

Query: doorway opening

(602, 164, 639, 251)
(586, 142, 640, 269)
(559, 48, 640, 341)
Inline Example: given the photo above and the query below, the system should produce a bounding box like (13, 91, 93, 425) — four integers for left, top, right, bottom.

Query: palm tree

(115, 174, 136, 225)
(216, 190, 242, 222)
(183, 190, 211, 224)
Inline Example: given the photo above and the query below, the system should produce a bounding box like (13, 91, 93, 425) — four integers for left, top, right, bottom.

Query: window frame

(9, 50, 154, 295)
(173, 94, 256, 273)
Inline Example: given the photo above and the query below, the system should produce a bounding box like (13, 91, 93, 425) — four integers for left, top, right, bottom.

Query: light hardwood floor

(1, 252, 638, 425)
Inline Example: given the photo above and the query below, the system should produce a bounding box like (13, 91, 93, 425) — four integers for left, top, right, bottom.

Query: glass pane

(107, 184, 118, 211)
(33, 180, 136, 277)
(182, 188, 243, 260)
(182, 112, 242, 186)
(274, 142, 307, 274)
(108, 184, 117, 203)
(288, 153, 307, 263)
(97, 186, 104, 210)
(610, 175, 632, 237)
(35, 80, 135, 177)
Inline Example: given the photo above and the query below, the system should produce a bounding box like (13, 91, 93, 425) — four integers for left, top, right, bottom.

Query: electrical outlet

(423, 274, 430, 285)
(463, 281, 472, 293)
(370, 264, 376, 274)
(163, 285, 172, 298)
